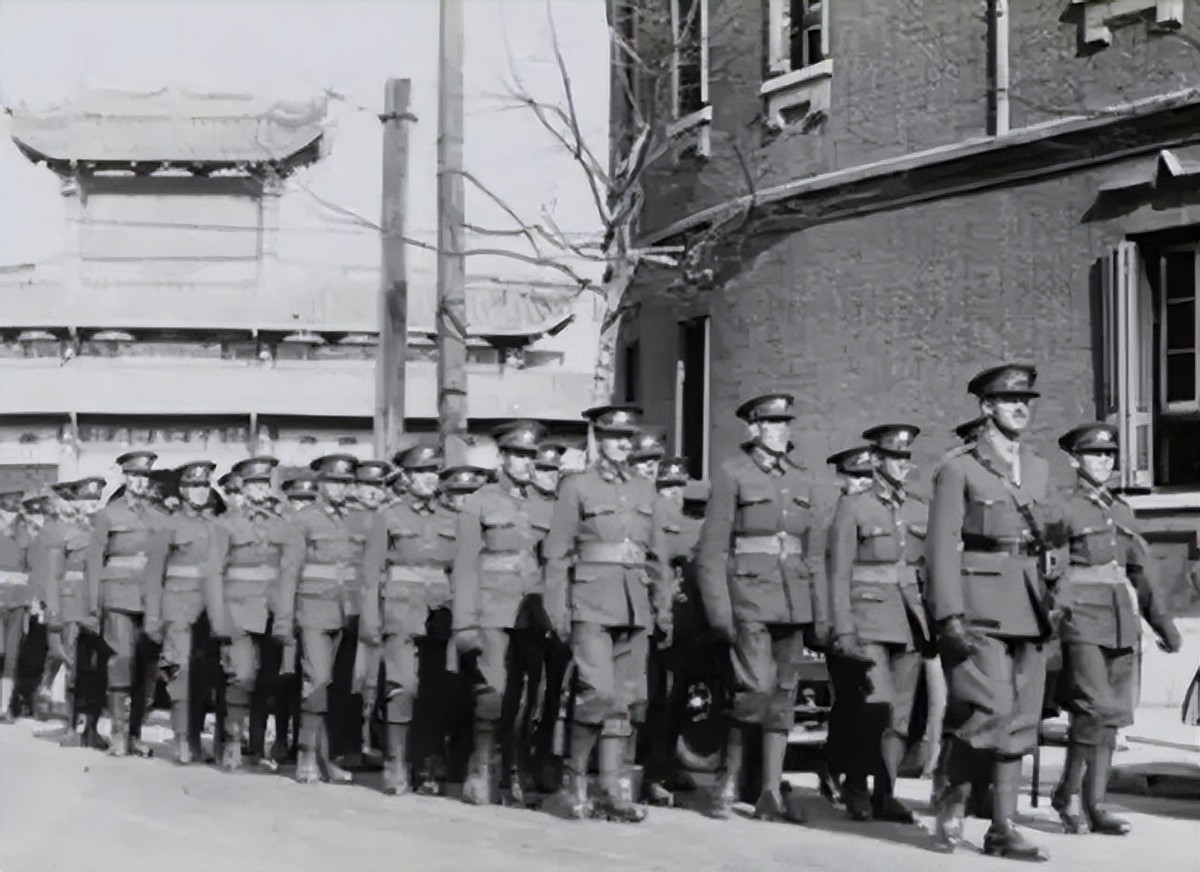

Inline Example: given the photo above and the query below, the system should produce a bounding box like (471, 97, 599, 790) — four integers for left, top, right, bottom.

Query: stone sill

(759, 59, 834, 98)
(1122, 490, 1200, 512)
(667, 105, 713, 162)
(666, 104, 713, 139)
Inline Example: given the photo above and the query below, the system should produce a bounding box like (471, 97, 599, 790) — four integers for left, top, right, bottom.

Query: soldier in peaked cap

(0, 490, 38, 723)
(825, 425, 930, 824)
(217, 471, 243, 511)
(205, 455, 304, 772)
(541, 404, 671, 823)
(360, 443, 462, 796)
(629, 428, 668, 482)
(33, 478, 108, 746)
(84, 450, 171, 756)
(925, 363, 1059, 860)
(141, 461, 219, 764)
(273, 454, 366, 784)
(1049, 423, 1181, 838)
(451, 420, 556, 806)
(281, 474, 320, 511)
(696, 393, 828, 823)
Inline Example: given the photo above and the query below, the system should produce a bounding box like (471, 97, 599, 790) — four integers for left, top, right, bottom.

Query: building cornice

(643, 88, 1200, 246)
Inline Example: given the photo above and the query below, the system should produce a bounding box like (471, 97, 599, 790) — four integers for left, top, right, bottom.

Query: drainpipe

(988, 0, 1010, 135)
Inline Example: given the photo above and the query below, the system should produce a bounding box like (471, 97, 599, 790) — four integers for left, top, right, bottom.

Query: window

(761, 0, 832, 131)
(1102, 239, 1200, 491)
(623, 340, 640, 403)
(676, 317, 710, 480)
(671, 0, 707, 119)
(1067, 1, 1186, 55)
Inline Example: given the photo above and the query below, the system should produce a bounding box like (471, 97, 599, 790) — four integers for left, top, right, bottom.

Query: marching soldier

(35, 478, 108, 747)
(542, 404, 671, 823)
(452, 420, 553, 806)
(641, 456, 707, 807)
(696, 393, 828, 823)
(1050, 423, 1181, 837)
(1, 491, 37, 722)
(217, 472, 243, 512)
(926, 363, 1059, 860)
(277, 454, 365, 784)
(85, 451, 170, 756)
(826, 425, 930, 823)
(205, 455, 304, 772)
(281, 474, 320, 511)
(142, 461, 219, 764)
(359, 445, 461, 796)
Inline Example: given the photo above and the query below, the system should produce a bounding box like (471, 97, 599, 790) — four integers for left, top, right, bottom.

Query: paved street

(1, 712, 1196, 872)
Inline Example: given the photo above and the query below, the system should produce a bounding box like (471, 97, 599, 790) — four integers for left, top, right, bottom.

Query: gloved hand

(455, 628, 482, 656)
(81, 611, 100, 635)
(803, 622, 830, 654)
(1156, 626, 1182, 654)
(937, 615, 976, 663)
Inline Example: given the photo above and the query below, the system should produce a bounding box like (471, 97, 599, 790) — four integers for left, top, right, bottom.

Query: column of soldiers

(0, 363, 1185, 863)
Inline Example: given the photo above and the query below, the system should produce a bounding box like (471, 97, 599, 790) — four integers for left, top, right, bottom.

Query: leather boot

(107, 692, 131, 757)
(318, 715, 352, 784)
(934, 780, 971, 852)
(0, 677, 13, 723)
(82, 709, 108, 751)
(462, 722, 496, 805)
(59, 690, 82, 747)
(1085, 731, 1129, 835)
(873, 732, 915, 823)
(221, 713, 245, 772)
(843, 776, 873, 821)
(296, 712, 321, 783)
(754, 729, 805, 823)
(983, 758, 1049, 861)
(594, 734, 646, 823)
(543, 723, 597, 820)
(383, 723, 411, 795)
(709, 725, 744, 819)
(1051, 742, 1089, 834)
(171, 701, 192, 765)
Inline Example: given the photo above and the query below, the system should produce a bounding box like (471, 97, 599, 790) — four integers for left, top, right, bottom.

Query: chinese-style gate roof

(9, 87, 327, 176)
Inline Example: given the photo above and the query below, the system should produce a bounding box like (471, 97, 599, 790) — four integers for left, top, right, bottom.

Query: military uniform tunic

(826, 477, 929, 736)
(543, 462, 669, 727)
(205, 498, 303, 713)
(143, 505, 217, 703)
(0, 516, 34, 700)
(360, 494, 458, 724)
(1054, 479, 1179, 745)
(84, 494, 167, 690)
(695, 446, 827, 731)
(925, 438, 1055, 756)
(279, 497, 368, 714)
(452, 472, 550, 722)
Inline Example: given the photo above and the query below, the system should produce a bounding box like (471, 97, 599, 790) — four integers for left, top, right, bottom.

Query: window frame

(669, 0, 709, 123)
(1157, 243, 1200, 415)
(766, 0, 829, 78)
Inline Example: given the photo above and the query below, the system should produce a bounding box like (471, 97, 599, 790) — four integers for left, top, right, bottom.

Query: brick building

(617, 0, 1200, 602)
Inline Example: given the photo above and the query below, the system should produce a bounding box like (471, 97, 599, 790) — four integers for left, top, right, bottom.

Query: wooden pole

(375, 79, 413, 459)
(437, 0, 469, 465)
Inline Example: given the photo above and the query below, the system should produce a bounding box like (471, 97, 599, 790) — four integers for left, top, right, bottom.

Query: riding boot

(107, 691, 131, 757)
(594, 733, 646, 823)
(383, 723, 411, 795)
(170, 701, 193, 765)
(1051, 741, 1089, 834)
(317, 714, 352, 784)
(873, 731, 915, 823)
(221, 706, 246, 771)
(983, 758, 1049, 861)
(295, 712, 321, 783)
(754, 729, 805, 823)
(0, 677, 13, 722)
(462, 721, 497, 805)
(709, 724, 744, 819)
(932, 739, 970, 851)
(543, 722, 597, 820)
(1085, 730, 1130, 835)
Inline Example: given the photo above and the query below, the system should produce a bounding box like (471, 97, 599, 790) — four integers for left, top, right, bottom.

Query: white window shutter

(1102, 242, 1154, 490)
(767, 0, 791, 74)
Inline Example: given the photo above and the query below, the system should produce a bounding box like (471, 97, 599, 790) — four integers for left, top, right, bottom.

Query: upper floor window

(767, 0, 828, 77)
(671, 0, 708, 119)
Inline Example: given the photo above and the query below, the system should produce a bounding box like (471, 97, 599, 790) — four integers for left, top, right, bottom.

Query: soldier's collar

(595, 457, 628, 483)
(500, 471, 531, 499)
(748, 443, 791, 475)
(1077, 476, 1113, 507)
(408, 494, 437, 514)
(873, 474, 905, 506)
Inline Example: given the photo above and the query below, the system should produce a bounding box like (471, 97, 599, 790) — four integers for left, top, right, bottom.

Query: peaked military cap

(0, 491, 24, 512)
(440, 465, 491, 494)
(534, 441, 567, 470)
(583, 404, 643, 435)
(57, 477, 106, 501)
(656, 456, 691, 487)
(630, 428, 668, 462)
(954, 415, 989, 443)
(967, 363, 1040, 399)
(736, 393, 795, 423)
(356, 460, 393, 486)
(395, 444, 443, 471)
(826, 446, 875, 477)
(1058, 422, 1119, 454)
(217, 471, 242, 494)
(282, 474, 320, 500)
(862, 423, 920, 458)
(232, 456, 279, 483)
(495, 420, 546, 454)
(176, 460, 216, 487)
(21, 493, 52, 514)
(309, 453, 358, 482)
(115, 450, 157, 474)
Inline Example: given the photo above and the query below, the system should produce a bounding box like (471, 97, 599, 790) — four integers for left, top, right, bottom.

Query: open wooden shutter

(1101, 241, 1154, 490)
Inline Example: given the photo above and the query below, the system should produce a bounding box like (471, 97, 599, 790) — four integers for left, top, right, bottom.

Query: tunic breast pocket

(580, 502, 617, 537)
(1069, 526, 1112, 563)
(858, 526, 899, 562)
(482, 510, 524, 552)
(736, 485, 776, 532)
(388, 528, 419, 551)
(965, 495, 1012, 539)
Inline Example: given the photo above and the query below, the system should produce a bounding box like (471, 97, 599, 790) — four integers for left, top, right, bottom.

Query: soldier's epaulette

(940, 444, 976, 461)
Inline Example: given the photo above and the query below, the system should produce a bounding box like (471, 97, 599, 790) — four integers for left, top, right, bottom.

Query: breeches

(730, 622, 805, 732)
(860, 641, 923, 737)
(299, 626, 343, 714)
(1060, 642, 1136, 745)
(102, 610, 143, 690)
(570, 622, 648, 727)
(943, 633, 1046, 757)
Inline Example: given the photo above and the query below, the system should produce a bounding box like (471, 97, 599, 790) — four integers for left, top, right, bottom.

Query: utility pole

(437, 0, 469, 464)
(375, 78, 414, 459)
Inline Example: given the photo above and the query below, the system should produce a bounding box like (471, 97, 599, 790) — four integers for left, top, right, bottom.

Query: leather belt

(733, 532, 803, 557)
(0, 569, 29, 586)
(480, 551, 533, 573)
(1065, 562, 1126, 586)
(962, 534, 1035, 556)
(387, 564, 448, 584)
(63, 570, 85, 583)
(302, 564, 357, 582)
(165, 564, 204, 580)
(576, 540, 646, 566)
(226, 565, 277, 582)
(850, 563, 918, 585)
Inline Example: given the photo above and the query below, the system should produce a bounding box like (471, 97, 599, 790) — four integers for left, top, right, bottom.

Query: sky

(0, 0, 611, 344)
